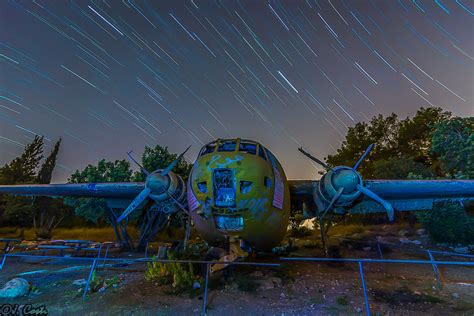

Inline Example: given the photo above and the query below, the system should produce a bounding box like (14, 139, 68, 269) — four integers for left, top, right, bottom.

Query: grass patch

(336, 295, 349, 306)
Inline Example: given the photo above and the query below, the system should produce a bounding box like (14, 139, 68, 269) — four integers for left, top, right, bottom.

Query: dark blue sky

(0, 0, 472, 181)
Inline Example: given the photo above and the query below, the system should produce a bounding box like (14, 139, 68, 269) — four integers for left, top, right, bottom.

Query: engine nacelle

(314, 166, 363, 215)
(147, 171, 187, 213)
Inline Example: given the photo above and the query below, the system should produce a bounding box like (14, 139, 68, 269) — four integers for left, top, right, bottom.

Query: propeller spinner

(116, 146, 190, 223)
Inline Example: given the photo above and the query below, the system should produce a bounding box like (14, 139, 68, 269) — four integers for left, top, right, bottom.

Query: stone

(452, 293, 460, 299)
(399, 237, 410, 244)
(193, 281, 201, 289)
(363, 247, 371, 251)
(411, 240, 422, 245)
(416, 228, 426, 235)
(73, 279, 87, 286)
(398, 230, 408, 236)
(454, 247, 469, 254)
(0, 278, 30, 298)
(280, 292, 286, 299)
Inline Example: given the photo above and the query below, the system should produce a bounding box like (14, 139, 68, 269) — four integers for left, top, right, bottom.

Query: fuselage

(187, 138, 290, 250)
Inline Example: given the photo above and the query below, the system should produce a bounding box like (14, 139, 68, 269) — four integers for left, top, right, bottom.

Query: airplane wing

(289, 179, 474, 218)
(0, 182, 145, 199)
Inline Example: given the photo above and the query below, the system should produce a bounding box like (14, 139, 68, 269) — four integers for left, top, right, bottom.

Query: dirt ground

(0, 223, 473, 315)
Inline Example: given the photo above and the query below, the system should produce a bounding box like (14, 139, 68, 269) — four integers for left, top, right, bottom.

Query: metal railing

(1, 249, 473, 315)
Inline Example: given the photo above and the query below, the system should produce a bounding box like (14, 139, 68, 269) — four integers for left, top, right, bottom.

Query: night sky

(0, 1, 472, 182)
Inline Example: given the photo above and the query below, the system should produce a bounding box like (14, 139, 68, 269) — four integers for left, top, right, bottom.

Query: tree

(431, 117, 474, 179)
(326, 107, 473, 244)
(0, 136, 44, 227)
(0, 135, 44, 184)
(65, 159, 133, 224)
(133, 145, 192, 181)
(326, 107, 452, 178)
(33, 139, 67, 238)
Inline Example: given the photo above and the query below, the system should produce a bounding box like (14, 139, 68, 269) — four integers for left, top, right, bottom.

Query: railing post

(83, 258, 97, 300)
(358, 262, 371, 316)
(377, 243, 383, 259)
(427, 250, 441, 289)
(202, 262, 210, 315)
(103, 245, 110, 266)
(0, 254, 7, 271)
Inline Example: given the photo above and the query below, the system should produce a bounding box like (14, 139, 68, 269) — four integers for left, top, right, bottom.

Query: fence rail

(1, 250, 473, 315)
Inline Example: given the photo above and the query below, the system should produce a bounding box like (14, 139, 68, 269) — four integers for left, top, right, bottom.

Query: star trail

(0, 0, 472, 181)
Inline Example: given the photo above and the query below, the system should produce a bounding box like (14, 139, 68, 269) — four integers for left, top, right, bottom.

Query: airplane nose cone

(332, 169, 359, 194)
(145, 173, 169, 192)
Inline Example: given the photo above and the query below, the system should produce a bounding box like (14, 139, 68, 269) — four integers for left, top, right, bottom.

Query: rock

(280, 292, 286, 299)
(99, 287, 106, 293)
(398, 230, 408, 236)
(193, 281, 201, 289)
(0, 278, 30, 298)
(399, 237, 410, 244)
(411, 240, 422, 245)
(363, 247, 371, 251)
(452, 293, 460, 299)
(454, 247, 469, 254)
(252, 271, 264, 277)
(416, 228, 426, 235)
(73, 279, 87, 286)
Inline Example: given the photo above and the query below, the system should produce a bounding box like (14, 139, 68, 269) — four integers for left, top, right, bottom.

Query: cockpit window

(200, 142, 216, 156)
(218, 140, 236, 152)
(258, 146, 267, 160)
(239, 142, 257, 155)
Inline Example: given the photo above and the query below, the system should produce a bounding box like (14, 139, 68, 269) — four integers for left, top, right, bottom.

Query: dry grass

(0, 226, 139, 242)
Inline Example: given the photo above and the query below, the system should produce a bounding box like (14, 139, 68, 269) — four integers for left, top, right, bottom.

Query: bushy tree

(0, 136, 68, 231)
(326, 107, 473, 244)
(431, 117, 474, 179)
(33, 139, 70, 238)
(326, 107, 451, 178)
(65, 159, 133, 224)
(1, 136, 44, 226)
(133, 144, 192, 181)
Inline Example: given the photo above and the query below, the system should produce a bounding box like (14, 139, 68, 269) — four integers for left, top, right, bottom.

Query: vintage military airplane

(1, 138, 473, 262)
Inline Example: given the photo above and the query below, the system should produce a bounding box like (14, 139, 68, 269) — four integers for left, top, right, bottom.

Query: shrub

(417, 200, 474, 245)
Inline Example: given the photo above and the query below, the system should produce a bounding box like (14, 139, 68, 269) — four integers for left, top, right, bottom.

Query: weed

(336, 295, 349, 306)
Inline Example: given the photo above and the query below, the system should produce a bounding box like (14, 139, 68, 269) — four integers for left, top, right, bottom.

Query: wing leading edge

(289, 179, 474, 216)
(0, 182, 145, 199)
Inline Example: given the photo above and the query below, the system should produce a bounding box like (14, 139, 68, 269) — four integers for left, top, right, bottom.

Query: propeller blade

(321, 187, 344, 217)
(127, 151, 150, 176)
(353, 143, 374, 171)
(117, 187, 152, 223)
(160, 145, 191, 176)
(298, 147, 331, 171)
(356, 184, 394, 221)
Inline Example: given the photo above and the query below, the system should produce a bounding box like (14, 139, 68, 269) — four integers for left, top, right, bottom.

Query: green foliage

(66, 159, 132, 224)
(89, 270, 124, 294)
(326, 107, 451, 178)
(336, 295, 349, 306)
(0, 135, 44, 185)
(0, 136, 68, 229)
(133, 144, 192, 181)
(144, 244, 207, 294)
(417, 200, 474, 244)
(145, 253, 201, 294)
(372, 157, 433, 179)
(431, 117, 474, 179)
(326, 107, 473, 244)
